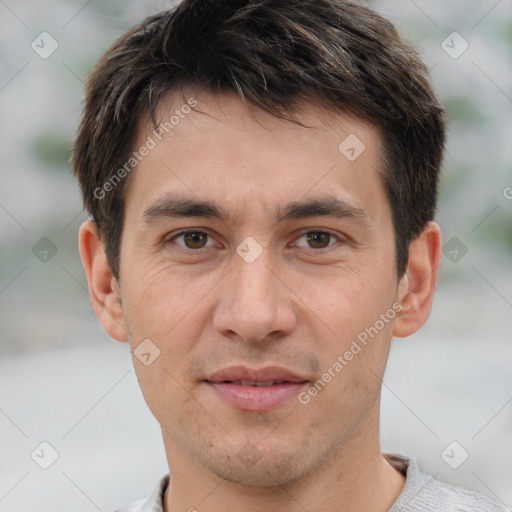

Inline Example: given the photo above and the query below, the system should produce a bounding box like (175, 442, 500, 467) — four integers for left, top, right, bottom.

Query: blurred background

(0, 0, 511, 510)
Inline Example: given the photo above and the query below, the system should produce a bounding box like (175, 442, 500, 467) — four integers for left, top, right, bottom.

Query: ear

(78, 220, 128, 342)
(393, 221, 442, 338)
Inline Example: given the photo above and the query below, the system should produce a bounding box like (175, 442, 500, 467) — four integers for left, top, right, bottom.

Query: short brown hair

(73, 0, 446, 280)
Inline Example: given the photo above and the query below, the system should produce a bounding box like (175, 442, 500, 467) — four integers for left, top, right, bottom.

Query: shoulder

(433, 483, 511, 512)
(386, 453, 510, 512)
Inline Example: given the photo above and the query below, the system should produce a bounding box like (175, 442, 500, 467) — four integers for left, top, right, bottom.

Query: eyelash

(167, 229, 346, 253)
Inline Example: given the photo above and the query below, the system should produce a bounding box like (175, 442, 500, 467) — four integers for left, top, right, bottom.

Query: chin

(211, 463, 302, 487)
(199, 445, 314, 487)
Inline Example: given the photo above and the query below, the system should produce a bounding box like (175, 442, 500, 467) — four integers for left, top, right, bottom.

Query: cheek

(302, 322, 392, 440)
(120, 261, 219, 410)
(299, 269, 396, 411)
(122, 258, 219, 342)
(298, 267, 393, 339)
(131, 355, 197, 432)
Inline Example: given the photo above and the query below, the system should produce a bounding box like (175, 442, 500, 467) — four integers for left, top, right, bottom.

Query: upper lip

(205, 366, 309, 383)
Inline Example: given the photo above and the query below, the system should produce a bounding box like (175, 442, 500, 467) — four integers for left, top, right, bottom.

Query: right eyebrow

(141, 195, 230, 222)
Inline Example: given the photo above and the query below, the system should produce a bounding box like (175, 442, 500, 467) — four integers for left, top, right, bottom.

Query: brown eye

(171, 231, 213, 249)
(305, 231, 332, 249)
(294, 231, 339, 251)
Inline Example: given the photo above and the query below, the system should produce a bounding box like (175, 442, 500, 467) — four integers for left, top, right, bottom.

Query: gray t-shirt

(115, 453, 510, 512)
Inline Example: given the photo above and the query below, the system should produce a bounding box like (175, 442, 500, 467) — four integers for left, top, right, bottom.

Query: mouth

(203, 366, 310, 411)
(215, 380, 298, 386)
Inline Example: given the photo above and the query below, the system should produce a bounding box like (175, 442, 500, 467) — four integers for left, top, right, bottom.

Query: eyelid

(291, 228, 347, 250)
(166, 228, 218, 249)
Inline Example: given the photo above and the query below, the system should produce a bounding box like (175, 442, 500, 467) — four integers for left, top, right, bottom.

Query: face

(84, 89, 431, 487)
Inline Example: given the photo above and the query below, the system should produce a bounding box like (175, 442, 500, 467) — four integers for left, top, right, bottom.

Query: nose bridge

(234, 247, 274, 308)
(213, 241, 295, 342)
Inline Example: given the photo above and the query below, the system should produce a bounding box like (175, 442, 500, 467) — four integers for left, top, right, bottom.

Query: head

(75, 0, 445, 488)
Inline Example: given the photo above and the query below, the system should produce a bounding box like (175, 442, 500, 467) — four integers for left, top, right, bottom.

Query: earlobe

(78, 220, 128, 342)
(393, 222, 442, 338)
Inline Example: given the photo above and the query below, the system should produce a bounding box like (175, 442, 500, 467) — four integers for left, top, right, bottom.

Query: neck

(162, 405, 405, 512)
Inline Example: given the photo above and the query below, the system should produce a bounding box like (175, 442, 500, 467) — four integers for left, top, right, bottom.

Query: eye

(293, 230, 344, 251)
(166, 229, 345, 253)
(168, 230, 216, 250)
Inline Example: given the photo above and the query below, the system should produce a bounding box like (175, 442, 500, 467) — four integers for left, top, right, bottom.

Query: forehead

(124, 88, 387, 225)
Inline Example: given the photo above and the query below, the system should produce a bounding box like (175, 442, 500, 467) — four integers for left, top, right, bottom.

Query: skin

(79, 88, 441, 512)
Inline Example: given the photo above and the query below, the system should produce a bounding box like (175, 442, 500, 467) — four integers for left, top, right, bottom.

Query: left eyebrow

(140, 194, 370, 226)
(276, 197, 370, 225)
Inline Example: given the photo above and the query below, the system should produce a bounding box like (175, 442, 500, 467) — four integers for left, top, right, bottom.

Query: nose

(212, 246, 297, 343)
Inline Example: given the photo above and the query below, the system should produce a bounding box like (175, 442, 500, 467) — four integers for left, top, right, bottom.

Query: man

(73, 0, 509, 510)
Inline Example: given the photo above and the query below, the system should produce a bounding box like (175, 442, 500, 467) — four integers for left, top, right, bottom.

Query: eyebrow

(141, 194, 370, 225)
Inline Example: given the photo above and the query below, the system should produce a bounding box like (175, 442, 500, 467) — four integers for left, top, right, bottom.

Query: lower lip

(205, 381, 308, 411)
